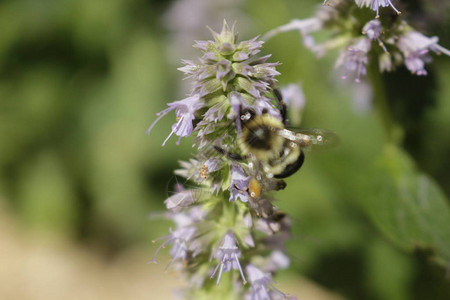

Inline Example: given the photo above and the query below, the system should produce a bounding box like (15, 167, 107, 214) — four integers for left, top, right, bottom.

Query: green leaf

(366, 144, 450, 266)
(366, 238, 413, 300)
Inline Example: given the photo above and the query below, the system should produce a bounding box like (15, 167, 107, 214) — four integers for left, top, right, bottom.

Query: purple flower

(169, 227, 196, 261)
(244, 264, 287, 300)
(263, 250, 290, 273)
(251, 62, 281, 82)
(255, 97, 282, 121)
(150, 21, 292, 298)
(280, 84, 305, 112)
(355, 0, 401, 18)
(228, 91, 246, 128)
(178, 59, 202, 78)
(215, 59, 235, 90)
(211, 231, 247, 285)
(151, 225, 196, 265)
(215, 59, 232, 79)
(228, 164, 250, 202)
(263, 18, 323, 51)
(363, 20, 381, 40)
(337, 38, 371, 82)
(397, 31, 450, 76)
(362, 19, 388, 53)
(280, 84, 305, 125)
(235, 36, 264, 60)
(147, 95, 204, 145)
(151, 206, 206, 265)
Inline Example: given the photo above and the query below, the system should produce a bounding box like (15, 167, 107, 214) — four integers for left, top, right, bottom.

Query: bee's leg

(213, 146, 245, 161)
(276, 180, 287, 190)
(273, 88, 288, 126)
(264, 178, 286, 192)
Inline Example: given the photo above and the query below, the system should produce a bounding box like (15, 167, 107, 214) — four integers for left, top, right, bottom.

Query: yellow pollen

(199, 165, 209, 179)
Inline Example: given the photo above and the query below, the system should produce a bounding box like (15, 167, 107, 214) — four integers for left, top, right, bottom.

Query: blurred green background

(1, 0, 449, 299)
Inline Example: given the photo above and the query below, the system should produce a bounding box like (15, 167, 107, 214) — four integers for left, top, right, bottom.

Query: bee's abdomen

(273, 150, 305, 178)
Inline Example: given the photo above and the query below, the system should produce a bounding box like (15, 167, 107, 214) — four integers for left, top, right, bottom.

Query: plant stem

(369, 64, 402, 145)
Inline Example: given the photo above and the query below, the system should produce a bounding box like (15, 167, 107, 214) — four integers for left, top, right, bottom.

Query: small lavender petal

(204, 157, 222, 173)
(215, 59, 233, 81)
(228, 165, 250, 202)
(233, 63, 255, 78)
(355, 0, 401, 17)
(255, 97, 282, 121)
(397, 31, 450, 76)
(243, 213, 253, 228)
(336, 38, 371, 82)
(178, 59, 199, 75)
(236, 77, 262, 98)
(243, 234, 255, 248)
(146, 107, 172, 136)
(253, 63, 281, 80)
(233, 51, 250, 62)
(211, 232, 247, 284)
(202, 51, 220, 62)
(148, 95, 204, 146)
(362, 19, 382, 40)
(263, 250, 290, 273)
(169, 227, 196, 260)
(263, 18, 322, 51)
(193, 40, 212, 51)
(280, 83, 306, 120)
(245, 264, 287, 300)
(228, 91, 246, 120)
(362, 19, 388, 53)
(151, 212, 199, 264)
(249, 55, 272, 65)
(237, 36, 263, 57)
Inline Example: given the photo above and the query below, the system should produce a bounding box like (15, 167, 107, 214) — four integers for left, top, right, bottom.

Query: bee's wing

(278, 128, 339, 151)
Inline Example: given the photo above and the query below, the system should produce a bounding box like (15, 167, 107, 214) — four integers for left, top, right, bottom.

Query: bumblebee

(215, 89, 338, 196)
(238, 108, 305, 178)
(237, 89, 337, 179)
